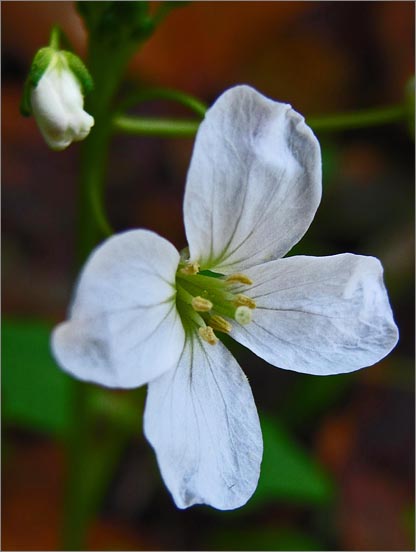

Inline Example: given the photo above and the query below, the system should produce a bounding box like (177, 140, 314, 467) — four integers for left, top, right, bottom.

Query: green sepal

(20, 77, 33, 116)
(20, 46, 55, 116)
(62, 50, 94, 95)
(29, 46, 55, 87)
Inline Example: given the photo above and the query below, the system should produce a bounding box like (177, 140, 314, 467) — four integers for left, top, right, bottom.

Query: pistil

(235, 306, 253, 325)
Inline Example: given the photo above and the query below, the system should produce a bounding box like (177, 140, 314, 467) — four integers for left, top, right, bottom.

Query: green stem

(62, 129, 111, 552)
(309, 104, 406, 132)
(62, 35, 136, 552)
(118, 87, 207, 117)
(62, 382, 90, 551)
(113, 103, 407, 139)
(113, 115, 200, 137)
(49, 25, 60, 50)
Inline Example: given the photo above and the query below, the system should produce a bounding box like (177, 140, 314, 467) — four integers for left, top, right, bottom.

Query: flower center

(175, 261, 256, 345)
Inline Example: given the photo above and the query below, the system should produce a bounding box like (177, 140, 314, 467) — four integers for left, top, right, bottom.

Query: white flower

(51, 85, 398, 510)
(30, 52, 94, 151)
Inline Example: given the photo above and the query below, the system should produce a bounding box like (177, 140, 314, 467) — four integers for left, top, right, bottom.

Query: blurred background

(2, 2, 415, 550)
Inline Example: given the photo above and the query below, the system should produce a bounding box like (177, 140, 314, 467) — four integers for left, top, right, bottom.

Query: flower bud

(21, 47, 94, 151)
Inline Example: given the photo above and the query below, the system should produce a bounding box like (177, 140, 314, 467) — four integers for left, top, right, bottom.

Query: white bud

(30, 54, 94, 151)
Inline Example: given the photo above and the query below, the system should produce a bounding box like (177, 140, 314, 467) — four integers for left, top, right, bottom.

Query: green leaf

(250, 414, 334, 506)
(2, 319, 72, 436)
(278, 373, 353, 429)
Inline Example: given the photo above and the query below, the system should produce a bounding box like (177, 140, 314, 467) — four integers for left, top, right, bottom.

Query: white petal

(144, 332, 263, 510)
(58, 68, 95, 141)
(183, 85, 321, 272)
(230, 254, 399, 375)
(51, 230, 185, 388)
(31, 70, 72, 150)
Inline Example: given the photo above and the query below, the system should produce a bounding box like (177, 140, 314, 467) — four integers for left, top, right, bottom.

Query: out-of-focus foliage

(77, 1, 154, 45)
(251, 415, 334, 507)
(2, 319, 72, 436)
(278, 374, 352, 430)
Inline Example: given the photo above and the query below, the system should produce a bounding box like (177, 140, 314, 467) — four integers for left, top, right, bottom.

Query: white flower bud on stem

(21, 29, 94, 151)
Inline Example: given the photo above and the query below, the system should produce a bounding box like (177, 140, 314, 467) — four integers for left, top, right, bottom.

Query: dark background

(2, 2, 415, 550)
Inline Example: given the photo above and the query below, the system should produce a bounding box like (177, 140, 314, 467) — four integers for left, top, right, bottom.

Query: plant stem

(61, 34, 134, 552)
(308, 104, 406, 132)
(113, 115, 200, 137)
(112, 103, 407, 139)
(118, 87, 208, 117)
(49, 25, 60, 49)
(62, 100, 112, 552)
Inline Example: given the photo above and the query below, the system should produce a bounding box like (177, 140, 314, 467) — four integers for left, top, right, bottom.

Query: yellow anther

(192, 296, 213, 312)
(234, 294, 256, 309)
(180, 262, 200, 275)
(235, 306, 253, 325)
(198, 326, 218, 345)
(208, 315, 232, 334)
(226, 273, 253, 285)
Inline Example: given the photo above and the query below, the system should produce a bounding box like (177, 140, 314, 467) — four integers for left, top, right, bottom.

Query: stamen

(234, 294, 256, 309)
(226, 273, 253, 285)
(192, 296, 213, 312)
(209, 315, 232, 333)
(176, 265, 256, 334)
(180, 261, 200, 275)
(235, 306, 253, 325)
(198, 326, 218, 345)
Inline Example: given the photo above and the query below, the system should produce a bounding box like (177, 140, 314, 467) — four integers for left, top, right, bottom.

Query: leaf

(278, 373, 353, 429)
(250, 414, 334, 506)
(2, 319, 72, 436)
